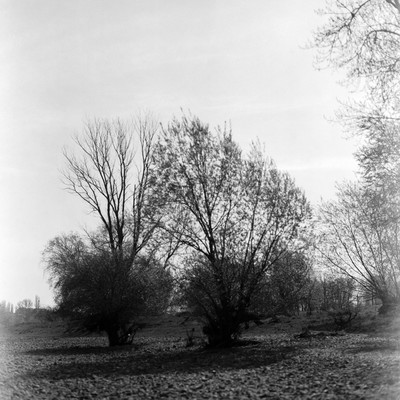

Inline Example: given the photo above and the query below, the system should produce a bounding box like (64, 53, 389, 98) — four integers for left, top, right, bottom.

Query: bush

(44, 234, 173, 346)
(328, 304, 360, 331)
(254, 251, 312, 316)
(180, 255, 264, 346)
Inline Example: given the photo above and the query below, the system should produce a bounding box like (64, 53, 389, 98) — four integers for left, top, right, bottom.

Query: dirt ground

(0, 312, 399, 399)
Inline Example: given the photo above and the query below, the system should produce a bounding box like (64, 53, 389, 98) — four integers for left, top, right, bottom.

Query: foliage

(329, 304, 360, 330)
(318, 276, 356, 312)
(313, 0, 400, 222)
(317, 182, 400, 312)
(317, 275, 360, 329)
(47, 116, 177, 346)
(314, 1, 400, 315)
(355, 118, 400, 244)
(180, 255, 264, 346)
(313, 0, 400, 118)
(43, 233, 173, 345)
(154, 114, 310, 346)
(17, 299, 33, 309)
(258, 251, 312, 316)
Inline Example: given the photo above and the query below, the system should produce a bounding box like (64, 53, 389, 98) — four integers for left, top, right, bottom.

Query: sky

(0, 1, 359, 307)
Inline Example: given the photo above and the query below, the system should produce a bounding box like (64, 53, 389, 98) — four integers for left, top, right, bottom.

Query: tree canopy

(153, 114, 311, 345)
(45, 116, 176, 346)
(314, 1, 400, 312)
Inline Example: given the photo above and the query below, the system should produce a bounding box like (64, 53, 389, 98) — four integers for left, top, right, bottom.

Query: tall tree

(314, 0, 400, 119)
(314, 1, 400, 313)
(34, 295, 40, 310)
(314, 0, 400, 195)
(260, 250, 312, 316)
(317, 182, 400, 312)
(46, 115, 169, 346)
(63, 116, 160, 258)
(154, 114, 310, 345)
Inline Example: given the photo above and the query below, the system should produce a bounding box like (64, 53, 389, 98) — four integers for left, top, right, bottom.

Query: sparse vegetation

(3, 0, 400, 398)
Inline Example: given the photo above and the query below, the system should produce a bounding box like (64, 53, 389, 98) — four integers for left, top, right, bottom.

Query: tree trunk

(378, 296, 398, 315)
(106, 326, 121, 346)
(203, 309, 245, 347)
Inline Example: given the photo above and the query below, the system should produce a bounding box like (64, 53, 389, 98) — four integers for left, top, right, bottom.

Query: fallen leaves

(0, 326, 399, 399)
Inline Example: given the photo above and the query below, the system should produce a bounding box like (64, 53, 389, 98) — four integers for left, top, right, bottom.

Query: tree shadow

(23, 338, 298, 380)
(25, 344, 134, 356)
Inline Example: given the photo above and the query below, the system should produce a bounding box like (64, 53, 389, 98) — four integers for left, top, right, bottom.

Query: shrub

(44, 234, 173, 346)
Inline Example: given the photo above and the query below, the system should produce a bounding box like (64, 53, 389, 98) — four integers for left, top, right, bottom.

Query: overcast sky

(0, 1, 358, 307)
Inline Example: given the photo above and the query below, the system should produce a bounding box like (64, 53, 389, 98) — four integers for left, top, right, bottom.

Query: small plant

(299, 326, 312, 338)
(185, 328, 196, 347)
(329, 305, 359, 330)
(119, 322, 146, 345)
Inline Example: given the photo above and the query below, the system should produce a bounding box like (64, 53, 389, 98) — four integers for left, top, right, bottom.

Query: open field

(1, 312, 399, 399)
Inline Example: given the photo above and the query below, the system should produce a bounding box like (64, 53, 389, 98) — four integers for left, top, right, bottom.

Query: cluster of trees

(313, 0, 400, 314)
(0, 301, 14, 325)
(254, 269, 359, 318)
(43, 0, 400, 347)
(0, 296, 43, 325)
(0, 301, 14, 314)
(154, 117, 310, 345)
(44, 115, 311, 346)
(0, 296, 41, 315)
(16, 296, 41, 310)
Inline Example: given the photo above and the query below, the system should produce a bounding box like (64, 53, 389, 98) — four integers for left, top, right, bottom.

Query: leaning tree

(313, 1, 400, 313)
(153, 114, 310, 346)
(317, 182, 400, 313)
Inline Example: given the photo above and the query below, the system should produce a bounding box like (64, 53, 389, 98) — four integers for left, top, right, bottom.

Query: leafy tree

(259, 251, 312, 316)
(17, 299, 33, 309)
(318, 276, 356, 311)
(154, 114, 310, 346)
(44, 233, 173, 345)
(46, 116, 173, 346)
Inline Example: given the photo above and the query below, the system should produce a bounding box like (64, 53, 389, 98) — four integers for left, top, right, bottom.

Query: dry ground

(0, 312, 399, 399)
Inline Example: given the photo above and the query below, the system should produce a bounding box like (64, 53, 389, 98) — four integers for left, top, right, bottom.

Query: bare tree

(46, 115, 171, 346)
(63, 116, 160, 258)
